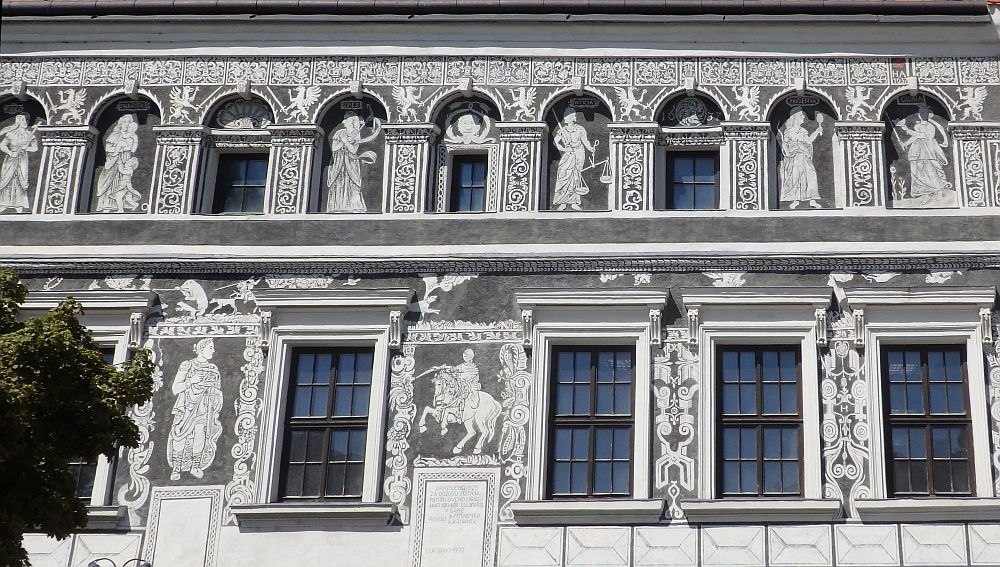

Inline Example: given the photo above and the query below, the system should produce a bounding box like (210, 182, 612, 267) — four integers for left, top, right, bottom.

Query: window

(212, 154, 268, 214)
(549, 347, 634, 498)
(717, 347, 802, 497)
(279, 348, 374, 500)
(664, 151, 718, 210)
(67, 347, 116, 503)
(450, 154, 487, 212)
(884, 346, 972, 497)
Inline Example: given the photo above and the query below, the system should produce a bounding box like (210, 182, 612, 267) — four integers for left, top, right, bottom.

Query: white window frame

(845, 286, 996, 500)
(681, 286, 831, 501)
(515, 288, 669, 502)
(252, 288, 410, 505)
(19, 289, 153, 509)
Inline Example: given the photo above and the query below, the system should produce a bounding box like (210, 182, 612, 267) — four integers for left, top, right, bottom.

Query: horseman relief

(419, 349, 503, 455)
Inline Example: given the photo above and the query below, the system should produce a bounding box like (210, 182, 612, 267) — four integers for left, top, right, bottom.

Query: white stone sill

(82, 506, 125, 530)
(855, 498, 1000, 522)
(681, 499, 841, 523)
(231, 502, 397, 530)
(510, 499, 665, 525)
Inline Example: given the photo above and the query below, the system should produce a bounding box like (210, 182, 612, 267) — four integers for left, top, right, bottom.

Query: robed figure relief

(418, 348, 502, 455)
(552, 108, 596, 211)
(325, 111, 382, 212)
(894, 103, 952, 205)
(168, 338, 224, 480)
(94, 114, 141, 213)
(0, 114, 38, 212)
(777, 107, 824, 209)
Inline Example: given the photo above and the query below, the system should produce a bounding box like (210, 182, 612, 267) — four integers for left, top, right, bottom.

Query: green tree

(0, 268, 154, 566)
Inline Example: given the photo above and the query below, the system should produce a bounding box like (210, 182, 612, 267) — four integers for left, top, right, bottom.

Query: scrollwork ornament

(961, 139, 988, 207)
(384, 346, 416, 523)
(390, 144, 418, 213)
(850, 140, 875, 207)
(224, 336, 264, 524)
(44, 146, 73, 213)
(984, 330, 1000, 495)
(652, 342, 699, 519)
(620, 143, 645, 211)
(117, 339, 162, 524)
(734, 140, 760, 210)
(156, 145, 188, 214)
(820, 339, 871, 517)
(497, 343, 531, 521)
(504, 142, 531, 212)
(273, 145, 302, 214)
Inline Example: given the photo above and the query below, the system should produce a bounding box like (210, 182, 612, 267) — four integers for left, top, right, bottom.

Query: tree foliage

(0, 268, 154, 566)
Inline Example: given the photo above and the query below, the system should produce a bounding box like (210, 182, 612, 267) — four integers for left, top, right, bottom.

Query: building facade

(3, 1, 1000, 565)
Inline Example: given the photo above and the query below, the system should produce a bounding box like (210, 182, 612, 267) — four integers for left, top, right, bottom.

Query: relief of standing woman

(325, 111, 382, 212)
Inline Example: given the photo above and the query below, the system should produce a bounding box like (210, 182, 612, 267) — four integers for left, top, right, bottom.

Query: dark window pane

(612, 461, 630, 493)
(947, 384, 965, 413)
(723, 461, 740, 494)
(929, 383, 947, 414)
(762, 351, 779, 381)
(892, 427, 909, 458)
(594, 462, 611, 493)
(556, 384, 573, 414)
(285, 464, 304, 497)
(889, 384, 906, 414)
(573, 385, 589, 414)
(288, 430, 308, 462)
(347, 429, 366, 461)
(928, 351, 945, 381)
(572, 428, 589, 460)
(910, 462, 928, 493)
(782, 427, 798, 459)
(944, 350, 962, 381)
(595, 427, 612, 460)
(570, 462, 588, 494)
(613, 384, 631, 415)
(722, 351, 739, 381)
(613, 428, 630, 459)
(596, 384, 613, 414)
(952, 462, 970, 493)
(763, 427, 780, 459)
(764, 461, 781, 492)
(552, 462, 570, 494)
(740, 427, 756, 459)
(739, 352, 755, 381)
(762, 384, 779, 414)
(352, 385, 370, 416)
(554, 428, 571, 460)
(741, 462, 757, 493)
(906, 384, 924, 414)
(782, 462, 799, 493)
(723, 428, 739, 459)
(326, 463, 346, 496)
(908, 428, 926, 459)
(597, 352, 615, 382)
(932, 460, 952, 493)
(302, 464, 323, 497)
(345, 463, 364, 496)
(739, 384, 756, 414)
(310, 385, 326, 416)
(723, 384, 740, 414)
(333, 385, 353, 416)
(780, 384, 797, 414)
(893, 461, 910, 493)
(931, 427, 950, 458)
(950, 427, 967, 458)
(330, 429, 349, 461)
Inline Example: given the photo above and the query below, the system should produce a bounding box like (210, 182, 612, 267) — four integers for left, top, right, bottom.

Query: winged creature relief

(846, 86, 877, 121)
(731, 86, 761, 121)
(957, 86, 987, 121)
(392, 86, 426, 122)
(613, 86, 651, 120)
(275, 85, 322, 122)
(44, 88, 87, 124)
(494, 87, 537, 121)
(168, 86, 200, 122)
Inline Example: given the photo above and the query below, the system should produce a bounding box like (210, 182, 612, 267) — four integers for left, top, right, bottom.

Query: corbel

(684, 77, 697, 95)
(649, 309, 663, 347)
(124, 78, 139, 100)
(349, 80, 364, 98)
(815, 308, 829, 348)
(852, 308, 865, 350)
(906, 76, 919, 96)
(259, 310, 273, 353)
(686, 308, 699, 348)
(571, 76, 585, 96)
(794, 77, 806, 95)
(389, 310, 403, 349)
(237, 80, 253, 100)
(10, 80, 27, 101)
(458, 77, 474, 97)
(521, 309, 534, 350)
(126, 312, 145, 351)
(981, 308, 994, 345)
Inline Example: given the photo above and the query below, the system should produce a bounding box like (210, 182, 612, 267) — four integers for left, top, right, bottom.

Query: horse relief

(418, 349, 503, 455)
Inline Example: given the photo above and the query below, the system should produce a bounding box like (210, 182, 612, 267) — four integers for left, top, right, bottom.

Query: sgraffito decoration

(497, 343, 530, 521)
(984, 315, 1000, 495)
(385, 345, 418, 523)
(652, 337, 699, 519)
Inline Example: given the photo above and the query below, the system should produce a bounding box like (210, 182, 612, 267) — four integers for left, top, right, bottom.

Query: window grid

(548, 347, 635, 499)
(665, 151, 719, 210)
(280, 348, 374, 500)
(883, 346, 973, 497)
(717, 347, 803, 497)
(212, 153, 268, 214)
(450, 154, 487, 212)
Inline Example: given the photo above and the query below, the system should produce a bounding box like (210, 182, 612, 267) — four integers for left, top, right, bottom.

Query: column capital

(153, 125, 209, 144)
(609, 122, 659, 143)
(497, 122, 547, 142)
(834, 121, 885, 141)
(382, 123, 439, 144)
(38, 125, 97, 146)
(722, 121, 770, 140)
(949, 122, 1000, 141)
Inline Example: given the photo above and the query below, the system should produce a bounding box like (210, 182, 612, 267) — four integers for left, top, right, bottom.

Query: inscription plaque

(410, 467, 500, 567)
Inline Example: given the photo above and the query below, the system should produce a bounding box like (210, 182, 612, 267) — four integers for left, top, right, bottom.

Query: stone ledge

(231, 503, 398, 531)
(681, 498, 841, 523)
(83, 506, 125, 530)
(855, 498, 1000, 522)
(510, 499, 665, 525)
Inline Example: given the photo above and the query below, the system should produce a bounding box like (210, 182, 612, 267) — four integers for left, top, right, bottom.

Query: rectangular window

(664, 151, 719, 210)
(280, 348, 374, 500)
(212, 154, 268, 214)
(548, 347, 634, 498)
(717, 347, 802, 497)
(884, 346, 972, 497)
(450, 155, 487, 212)
(68, 347, 116, 503)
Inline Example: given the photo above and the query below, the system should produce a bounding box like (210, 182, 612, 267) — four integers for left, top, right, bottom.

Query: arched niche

(0, 96, 46, 214)
(315, 95, 388, 213)
(81, 95, 161, 213)
(431, 96, 502, 213)
(657, 93, 724, 128)
(543, 94, 613, 211)
(882, 93, 956, 208)
(769, 92, 838, 210)
(207, 96, 275, 130)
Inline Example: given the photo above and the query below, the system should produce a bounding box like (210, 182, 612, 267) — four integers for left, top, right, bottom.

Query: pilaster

(266, 125, 323, 214)
(35, 125, 96, 215)
(382, 124, 438, 213)
(150, 126, 207, 214)
(610, 123, 658, 211)
(497, 122, 546, 212)
(835, 122, 886, 208)
(950, 123, 1000, 208)
(722, 122, 770, 211)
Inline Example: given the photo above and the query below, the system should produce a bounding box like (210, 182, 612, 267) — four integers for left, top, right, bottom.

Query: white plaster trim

(681, 498, 841, 523)
(19, 290, 155, 311)
(859, 296, 996, 499)
(524, 307, 657, 501)
(855, 498, 1000, 522)
(255, 317, 396, 504)
(515, 288, 670, 309)
(682, 288, 828, 500)
(231, 502, 397, 530)
(509, 499, 665, 525)
(254, 288, 413, 309)
(844, 286, 997, 308)
(82, 505, 126, 530)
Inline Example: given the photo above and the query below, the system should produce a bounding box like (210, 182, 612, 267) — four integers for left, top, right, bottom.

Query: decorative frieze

(723, 122, 770, 210)
(610, 123, 658, 211)
(383, 124, 437, 213)
(151, 126, 206, 214)
(266, 125, 322, 214)
(835, 122, 886, 208)
(35, 125, 96, 214)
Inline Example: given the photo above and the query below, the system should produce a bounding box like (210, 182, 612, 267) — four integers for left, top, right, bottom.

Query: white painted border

(525, 316, 655, 500)
(861, 315, 994, 499)
(256, 322, 392, 503)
